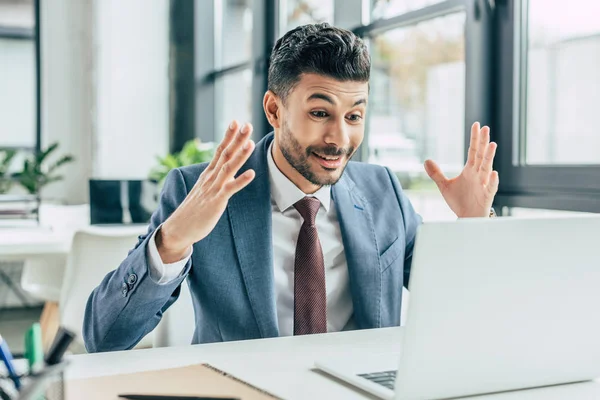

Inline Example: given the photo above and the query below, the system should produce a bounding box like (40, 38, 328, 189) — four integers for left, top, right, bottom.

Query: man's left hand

(424, 122, 499, 218)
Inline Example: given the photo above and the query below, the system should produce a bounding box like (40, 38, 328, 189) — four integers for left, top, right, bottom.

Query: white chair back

(20, 205, 90, 303)
(20, 254, 67, 302)
(59, 226, 149, 349)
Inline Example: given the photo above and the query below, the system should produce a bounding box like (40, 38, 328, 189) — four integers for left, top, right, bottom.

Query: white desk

(0, 225, 148, 260)
(0, 228, 71, 259)
(66, 327, 600, 400)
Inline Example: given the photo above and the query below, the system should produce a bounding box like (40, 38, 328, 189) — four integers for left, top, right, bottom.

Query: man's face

(275, 73, 368, 187)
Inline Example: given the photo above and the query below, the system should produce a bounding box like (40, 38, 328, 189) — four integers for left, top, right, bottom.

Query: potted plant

(0, 149, 17, 194)
(15, 142, 75, 197)
(149, 139, 215, 187)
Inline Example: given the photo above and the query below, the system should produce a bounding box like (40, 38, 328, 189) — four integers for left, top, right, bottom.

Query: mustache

(307, 145, 354, 157)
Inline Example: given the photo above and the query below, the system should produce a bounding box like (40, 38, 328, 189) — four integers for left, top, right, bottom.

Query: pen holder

(0, 361, 67, 400)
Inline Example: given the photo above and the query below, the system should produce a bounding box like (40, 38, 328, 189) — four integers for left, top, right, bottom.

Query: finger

(206, 120, 239, 173)
(221, 169, 256, 198)
(213, 122, 253, 176)
(479, 142, 497, 184)
(466, 122, 481, 167)
(424, 159, 448, 191)
(487, 171, 499, 196)
(213, 138, 255, 189)
(476, 126, 490, 170)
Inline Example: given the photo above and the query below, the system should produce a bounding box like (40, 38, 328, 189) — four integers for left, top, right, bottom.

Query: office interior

(0, 0, 599, 399)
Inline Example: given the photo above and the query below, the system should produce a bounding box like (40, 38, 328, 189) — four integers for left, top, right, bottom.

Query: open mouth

(312, 152, 344, 169)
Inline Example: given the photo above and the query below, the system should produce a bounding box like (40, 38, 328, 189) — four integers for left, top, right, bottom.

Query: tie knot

(294, 197, 321, 226)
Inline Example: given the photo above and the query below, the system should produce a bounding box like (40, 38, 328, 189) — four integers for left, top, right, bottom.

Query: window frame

(493, 0, 600, 213)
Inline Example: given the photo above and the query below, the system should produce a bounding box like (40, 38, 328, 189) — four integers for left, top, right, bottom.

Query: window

(367, 12, 466, 221)
(0, 0, 36, 149)
(216, 0, 253, 69)
(371, 0, 445, 21)
(524, 0, 600, 165)
(281, 0, 334, 34)
(494, 0, 600, 212)
(0, 38, 35, 147)
(215, 69, 253, 140)
(191, 0, 600, 214)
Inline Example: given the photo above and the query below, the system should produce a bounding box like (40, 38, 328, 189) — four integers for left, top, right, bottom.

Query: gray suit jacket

(83, 133, 422, 352)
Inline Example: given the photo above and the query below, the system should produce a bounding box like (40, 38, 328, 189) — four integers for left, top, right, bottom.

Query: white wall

(93, 0, 170, 180)
(39, 0, 170, 204)
(40, 0, 94, 204)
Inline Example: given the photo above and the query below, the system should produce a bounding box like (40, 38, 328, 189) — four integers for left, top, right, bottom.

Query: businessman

(83, 23, 499, 352)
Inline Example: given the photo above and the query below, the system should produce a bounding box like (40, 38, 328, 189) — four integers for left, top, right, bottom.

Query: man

(83, 23, 498, 352)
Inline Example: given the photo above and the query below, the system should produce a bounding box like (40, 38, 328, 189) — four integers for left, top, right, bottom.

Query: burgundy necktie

(293, 196, 327, 335)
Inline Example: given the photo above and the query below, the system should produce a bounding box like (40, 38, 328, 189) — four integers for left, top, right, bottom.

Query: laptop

(89, 179, 157, 225)
(315, 216, 600, 400)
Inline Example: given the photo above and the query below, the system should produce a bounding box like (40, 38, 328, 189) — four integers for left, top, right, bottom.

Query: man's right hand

(156, 121, 256, 263)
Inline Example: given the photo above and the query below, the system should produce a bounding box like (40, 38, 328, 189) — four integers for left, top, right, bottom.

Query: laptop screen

(89, 180, 158, 225)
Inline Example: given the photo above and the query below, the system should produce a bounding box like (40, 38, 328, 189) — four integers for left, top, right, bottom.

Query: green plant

(149, 139, 215, 186)
(0, 149, 17, 194)
(15, 143, 75, 195)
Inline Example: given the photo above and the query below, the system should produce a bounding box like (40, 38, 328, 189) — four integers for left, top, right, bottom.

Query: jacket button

(121, 283, 128, 297)
(127, 273, 137, 285)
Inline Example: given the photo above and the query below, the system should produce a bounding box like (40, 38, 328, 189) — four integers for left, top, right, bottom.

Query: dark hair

(268, 23, 371, 101)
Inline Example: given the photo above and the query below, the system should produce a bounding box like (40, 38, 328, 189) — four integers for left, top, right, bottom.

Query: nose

(325, 117, 351, 149)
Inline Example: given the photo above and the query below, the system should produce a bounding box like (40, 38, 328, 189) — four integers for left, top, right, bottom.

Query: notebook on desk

(65, 363, 281, 400)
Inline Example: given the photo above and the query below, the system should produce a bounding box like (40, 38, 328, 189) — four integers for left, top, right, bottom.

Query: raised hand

(424, 122, 499, 218)
(157, 121, 256, 262)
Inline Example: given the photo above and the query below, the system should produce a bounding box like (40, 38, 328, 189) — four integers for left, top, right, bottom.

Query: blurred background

(3, 0, 600, 217)
(0, 0, 599, 352)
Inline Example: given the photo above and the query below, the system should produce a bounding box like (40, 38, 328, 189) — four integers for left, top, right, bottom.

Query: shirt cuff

(147, 225, 192, 285)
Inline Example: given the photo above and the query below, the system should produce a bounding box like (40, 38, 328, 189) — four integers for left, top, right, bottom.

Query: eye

(347, 114, 363, 122)
(310, 111, 329, 118)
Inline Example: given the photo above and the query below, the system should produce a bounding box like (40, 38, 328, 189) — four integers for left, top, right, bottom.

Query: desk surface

(66, 327, 600, 400)
(0, 225, 147, 258)
(0, 228, 70, 257)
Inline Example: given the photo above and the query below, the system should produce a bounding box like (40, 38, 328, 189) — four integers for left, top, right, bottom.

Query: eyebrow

(307, 92, 367, 107)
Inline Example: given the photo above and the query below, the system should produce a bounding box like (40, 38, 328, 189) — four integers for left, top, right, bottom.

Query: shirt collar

(267, 141, 331, 213)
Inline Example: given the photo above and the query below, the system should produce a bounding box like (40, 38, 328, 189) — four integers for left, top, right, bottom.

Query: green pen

(24, 323, 44, 374)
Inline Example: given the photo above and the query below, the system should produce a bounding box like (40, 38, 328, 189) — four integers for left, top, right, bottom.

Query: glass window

(281, 0, 334, 34)
(0, 0, 34, 28)
(368, 12, 466, 221)
(524, 0, 600, 165)
(0, 0, 35, 148)
(215, 69, 253, 140)
(217, 0, 253, 68)
(0, 38, 35, 148)
(371, 0, 444, 21)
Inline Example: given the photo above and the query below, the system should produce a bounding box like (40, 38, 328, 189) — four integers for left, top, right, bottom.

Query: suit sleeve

(83, 168, 192, 353)
(385, 167, 422, 289)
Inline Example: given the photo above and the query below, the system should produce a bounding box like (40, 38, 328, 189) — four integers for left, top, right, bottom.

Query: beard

(278, 120, 355, 187)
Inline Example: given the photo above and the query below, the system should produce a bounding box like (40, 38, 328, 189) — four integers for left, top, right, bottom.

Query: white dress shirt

(147, 142, 354, 336)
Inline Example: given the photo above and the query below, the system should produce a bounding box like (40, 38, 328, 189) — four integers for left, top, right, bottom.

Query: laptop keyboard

(358, 370, 397, 390)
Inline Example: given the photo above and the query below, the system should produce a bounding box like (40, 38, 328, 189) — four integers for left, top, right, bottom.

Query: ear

(263, 90, 282, 129)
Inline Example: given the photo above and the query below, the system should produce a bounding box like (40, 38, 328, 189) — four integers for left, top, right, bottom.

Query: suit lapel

(332, 174, 382, 329)
(227, 134, 279, 338)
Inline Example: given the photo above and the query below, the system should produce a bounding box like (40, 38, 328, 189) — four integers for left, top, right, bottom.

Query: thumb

(424, 159, 448, 190)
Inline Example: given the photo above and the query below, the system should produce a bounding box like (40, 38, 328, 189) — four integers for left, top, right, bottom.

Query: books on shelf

(0, 195, 39, 221)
